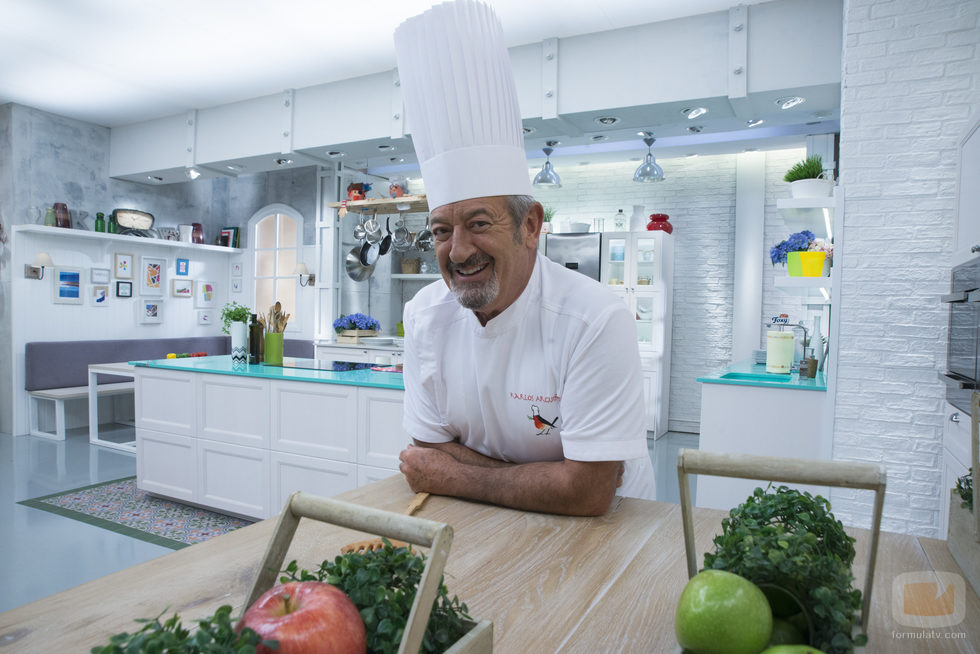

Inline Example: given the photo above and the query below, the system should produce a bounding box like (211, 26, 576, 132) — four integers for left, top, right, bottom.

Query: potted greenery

(333, 312, 381, 343)
(784, 154, 833, 198)
(948, 469, 980, 596)
(221, 301, 252, 365)
(769, 230, 831, 277)
(541, 205, 555, 233)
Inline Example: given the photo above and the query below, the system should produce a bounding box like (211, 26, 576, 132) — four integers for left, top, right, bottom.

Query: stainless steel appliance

(942, 257, 980, 412)
(542, 232, 601, 281)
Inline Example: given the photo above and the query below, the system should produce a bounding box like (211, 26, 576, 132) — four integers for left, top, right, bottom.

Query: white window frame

(248, 203, 305, 331)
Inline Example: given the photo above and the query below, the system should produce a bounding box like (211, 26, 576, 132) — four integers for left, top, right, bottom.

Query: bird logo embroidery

(528, 404, 559, 435)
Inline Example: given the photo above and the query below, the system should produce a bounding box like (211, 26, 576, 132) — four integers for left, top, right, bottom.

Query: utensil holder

(247, 491, 492, 654)
(264, 332, 283, 365)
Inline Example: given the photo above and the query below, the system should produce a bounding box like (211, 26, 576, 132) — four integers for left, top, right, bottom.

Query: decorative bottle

(248, 313, 263, 364)
(107, 211, 118, 234)
(53, 203, 71, 229)
(613, 209, 627, 231)
(231, 321, 248, 368)
(813, 315, 826, 371)
(629, 205, 646, 231)
(43, 207, 56, 227)
(94, 212, 106, 232)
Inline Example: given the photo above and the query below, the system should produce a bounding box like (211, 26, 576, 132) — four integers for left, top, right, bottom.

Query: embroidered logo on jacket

(528, 404, 560, 435)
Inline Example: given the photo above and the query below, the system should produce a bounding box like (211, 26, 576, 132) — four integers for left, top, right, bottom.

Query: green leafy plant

(703, 485, 867, 654)
(280, 540, 471, 654)
(90, 604, 273, 653)
(220, 301, 251, 335)
(784, 154, 825, 182)
(956, 468, 973, 512)
(542, 205, 556, 222)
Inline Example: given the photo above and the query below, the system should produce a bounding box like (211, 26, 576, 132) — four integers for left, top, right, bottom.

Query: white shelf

(14, 224, 243, 254)
(391, 274, 441, 281)
(776, 196, 835, 240)
(773, 276, 831, 303)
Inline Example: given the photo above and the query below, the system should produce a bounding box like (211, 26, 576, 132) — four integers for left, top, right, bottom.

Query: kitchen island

(131, 355, 407, 519)
(696, 359, 831, 511)
(1, 474, 976, 652)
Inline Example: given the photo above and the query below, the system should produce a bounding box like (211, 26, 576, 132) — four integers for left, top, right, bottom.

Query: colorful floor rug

(18, 476, 253, 550)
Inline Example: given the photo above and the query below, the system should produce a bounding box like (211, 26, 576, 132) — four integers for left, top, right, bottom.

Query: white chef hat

(394, 0, 532, 211)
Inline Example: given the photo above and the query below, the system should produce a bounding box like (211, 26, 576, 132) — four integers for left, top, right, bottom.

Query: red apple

(237, 581, 366, 654)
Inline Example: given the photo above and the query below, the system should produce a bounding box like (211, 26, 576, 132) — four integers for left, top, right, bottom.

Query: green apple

(759, 646, 827, 654)
(674, 569, 773, 654)
(768, 618, 806, 645)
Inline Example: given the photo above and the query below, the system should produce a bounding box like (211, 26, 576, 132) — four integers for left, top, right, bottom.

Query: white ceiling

(1, 0, 769, 129)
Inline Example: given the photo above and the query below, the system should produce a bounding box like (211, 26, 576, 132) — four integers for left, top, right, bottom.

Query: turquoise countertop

(129, 355, 405, 390)
(696, 359, 826, 391)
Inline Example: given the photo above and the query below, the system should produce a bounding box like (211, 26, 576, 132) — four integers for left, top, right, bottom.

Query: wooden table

(1, 475, 978, 652)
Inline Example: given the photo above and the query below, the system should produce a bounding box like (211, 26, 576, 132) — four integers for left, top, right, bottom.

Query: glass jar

(613, 209, 627, 231)
(53, 203, 71, 229)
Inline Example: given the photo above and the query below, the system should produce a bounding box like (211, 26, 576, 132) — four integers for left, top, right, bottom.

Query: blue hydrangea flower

(769, 230, 816, 265)
(333, 313, 381, 332)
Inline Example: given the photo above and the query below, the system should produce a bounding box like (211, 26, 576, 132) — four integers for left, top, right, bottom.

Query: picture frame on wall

(116, 281, 132, 298)
(140, 256, 165, 296)
(231, 261, 243, 277)
(198, 310, 214, 325)
(91, 285, 110, 307)
(171, 279, 193, 298)
(231, 278, 242, 293)
(52, 267, 83, 305)
(194, 280, 216, 308)
(114, 253, 133, 279)
(90, 267, 110, 284)
(137, 300, 163, 324)
(176, 258, 190, 276)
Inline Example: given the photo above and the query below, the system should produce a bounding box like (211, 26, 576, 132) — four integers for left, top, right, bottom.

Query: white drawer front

(136, 370, 195, 435)
(198, 439, 270, 519)
(944, 401, 972, 469)
(136, 427, 197, 502)
(198, 374, 270, 447)
(357, 387, 410, 469)
(271, 381, 357, 461)
(270, 451, 358, 511)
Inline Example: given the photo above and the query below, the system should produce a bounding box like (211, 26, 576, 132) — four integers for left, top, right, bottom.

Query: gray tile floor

(0, 428, 697, 614)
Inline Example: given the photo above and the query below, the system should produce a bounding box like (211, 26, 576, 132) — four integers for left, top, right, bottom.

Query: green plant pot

(787, 251, 803, 276)
(264, 332, 283, 366)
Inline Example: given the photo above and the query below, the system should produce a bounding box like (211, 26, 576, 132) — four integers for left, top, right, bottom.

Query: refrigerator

(541, 232, 602, 281)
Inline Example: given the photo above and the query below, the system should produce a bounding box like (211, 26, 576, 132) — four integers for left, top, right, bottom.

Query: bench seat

(29, 382, 135, 440)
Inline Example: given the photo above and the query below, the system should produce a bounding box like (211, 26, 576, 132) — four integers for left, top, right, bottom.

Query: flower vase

(786, 252, 803, 277)
(629, 205, 646, 231)
(800, 251, 827, 277)
(812, 315, 826, 371)
(264, 332, 283, 366)
(230, 321, 248, 367)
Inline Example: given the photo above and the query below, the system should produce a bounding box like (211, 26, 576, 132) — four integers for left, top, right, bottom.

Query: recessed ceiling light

(377, 144, 394, 151)
(591, 135, 608, 142)
(275, 158, 293, 166)
(545, 140, 561, 147)
(522, 126, 536, 135)
(147, 175, 164, 183)
(185, 167, 201, 180)
(686, 153, 699, 158)
(682, 107, 708, 119)
(687, 125, 703, 134)
(744, 147, 759, 152)
(326, 151, 346, 158)
(746, 118, 765, 127)
(226, 164, 245, 172)
(595, 116, 620, 126)
(389, 157, 404, 163)
(775, 96, 805, 110)
(813, 111, 831, 119)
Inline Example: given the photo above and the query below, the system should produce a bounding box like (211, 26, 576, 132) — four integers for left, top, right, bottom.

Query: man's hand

(398, 443, 459, 494)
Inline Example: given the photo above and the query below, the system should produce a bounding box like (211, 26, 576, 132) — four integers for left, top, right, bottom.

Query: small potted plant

(542, 206, 556, 234)
(784, 154, 833, 198)
(220, 301, 252, 335)
(333, 312, 381, 343)
(221, 301, 252, 366)
(769, 230, 830, 277)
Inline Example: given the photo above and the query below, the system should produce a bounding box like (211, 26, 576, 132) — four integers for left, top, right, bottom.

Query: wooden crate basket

(247, 491, 492, 654)
(336, 329, 379, 344)
(676, 450, 886, 635)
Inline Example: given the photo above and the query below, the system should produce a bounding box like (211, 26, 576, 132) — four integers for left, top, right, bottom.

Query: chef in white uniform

(395, 0, 656, 516)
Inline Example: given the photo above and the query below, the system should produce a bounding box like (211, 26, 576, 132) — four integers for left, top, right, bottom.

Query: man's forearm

(413, 439, 512, 468)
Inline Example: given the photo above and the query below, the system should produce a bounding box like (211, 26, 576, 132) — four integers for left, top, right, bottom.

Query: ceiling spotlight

(147, 175, 164, 183)
(522, 126, 536, 135)
(275, 158, 293, 166)
(595, 116, 620, 126)
(776, 96, 805, 110)
(687, 125, 703, 134)
(326, 151, 346, 158)
(389, 157, 404, 163)
(532, 141, 562, 189)
(225, 164, 244, 171)
(633, 132, 664, 183)
(686, 153, 699, 158)
(744, 147, 759, 152)
(377, 144, 394, 151)
(746, 118, 765, 127)
(682, 107, 708, 120)
(813, 111, 831, 119)
(591, 135, 608, 142)
(185, 167, 201, 180)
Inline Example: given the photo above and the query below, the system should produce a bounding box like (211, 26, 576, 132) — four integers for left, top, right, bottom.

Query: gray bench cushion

(25, 337, 314, 391)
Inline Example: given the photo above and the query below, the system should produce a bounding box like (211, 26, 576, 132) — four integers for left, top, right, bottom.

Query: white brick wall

(834, 0, 979, 536)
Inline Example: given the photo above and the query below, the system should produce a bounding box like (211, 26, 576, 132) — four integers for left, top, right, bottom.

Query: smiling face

(430, 195, 543, 325)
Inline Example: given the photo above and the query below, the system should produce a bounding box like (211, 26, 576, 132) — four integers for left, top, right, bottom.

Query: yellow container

(766, 331, 795, 373)
(264, 332, 283, 366)
(787, 251, 827, 277)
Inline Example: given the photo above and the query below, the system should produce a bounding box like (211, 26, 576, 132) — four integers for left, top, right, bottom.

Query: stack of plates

(753, 349, 767, 364)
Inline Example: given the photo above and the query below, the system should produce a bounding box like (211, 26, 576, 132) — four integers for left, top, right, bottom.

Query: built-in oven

(942, 257, 980, 413)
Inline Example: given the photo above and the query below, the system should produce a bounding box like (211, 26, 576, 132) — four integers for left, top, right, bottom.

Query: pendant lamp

(633, 133, 664, 183)
(532, 142, 562, 189)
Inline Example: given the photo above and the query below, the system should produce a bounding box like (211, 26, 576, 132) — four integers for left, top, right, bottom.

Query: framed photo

(137, 300, 163, 324)
(114, 253, 133, 279)
(176, 258, 190, 276)
(231, 278, 243, 293)
(52, 267, 83, 304)
(91, 285, 110, 307)
(231, 261, 243, 277)
(91, 267, 110, 284)
(194, 280, 216, 308)
(198, 310, 214, 325)
(140, 256, 165, 296)
(171, 279, 193, 298)
(116, 281, 132, 298)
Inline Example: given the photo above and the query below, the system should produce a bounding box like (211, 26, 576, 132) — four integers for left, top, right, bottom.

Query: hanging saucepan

(353, 214, 367, 241)
(415, 215, 433, 251)
(359, 239, 380, 266)
(363, 211, 382, 244)
(378, 215, 393, 256)
(345, 245, 375, 281)
(392, 217, 411, 250)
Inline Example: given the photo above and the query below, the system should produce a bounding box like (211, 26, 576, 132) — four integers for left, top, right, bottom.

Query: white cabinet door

(136, 427, 197, 502)
(941, 402, 973, 536)
(357, 464, 401, 488)
(942, 451, 970, 538)
(135, 370, 195, 436)
(198, 374, 270, 448)
(270, 451, 357, 511)
(271, 380, 357, 461)
(357, 387, 409, 469)
(642, 369, 658, 434)
(198, 439, 271, 519)
(316, 345, 374, 363)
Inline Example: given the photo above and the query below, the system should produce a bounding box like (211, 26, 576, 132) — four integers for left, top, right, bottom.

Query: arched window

(248, 204, 304, 329)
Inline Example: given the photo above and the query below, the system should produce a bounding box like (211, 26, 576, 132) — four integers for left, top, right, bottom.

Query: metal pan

(360, 240, 380, 266)
(379, 216, 393, 255)
(345, 246, 375, 281)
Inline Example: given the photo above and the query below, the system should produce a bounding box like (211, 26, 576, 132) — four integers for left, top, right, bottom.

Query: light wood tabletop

(1, 474, 978, 652)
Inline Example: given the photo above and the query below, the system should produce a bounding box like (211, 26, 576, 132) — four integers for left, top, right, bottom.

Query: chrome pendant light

(532, 141, 562, 189)
(633, 132, 664, 183)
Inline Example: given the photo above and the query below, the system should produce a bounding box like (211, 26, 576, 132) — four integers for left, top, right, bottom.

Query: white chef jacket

(402, 251, 656, 500)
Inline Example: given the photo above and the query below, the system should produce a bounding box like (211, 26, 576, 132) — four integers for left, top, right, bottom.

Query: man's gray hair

(505, 195, 538, 244)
